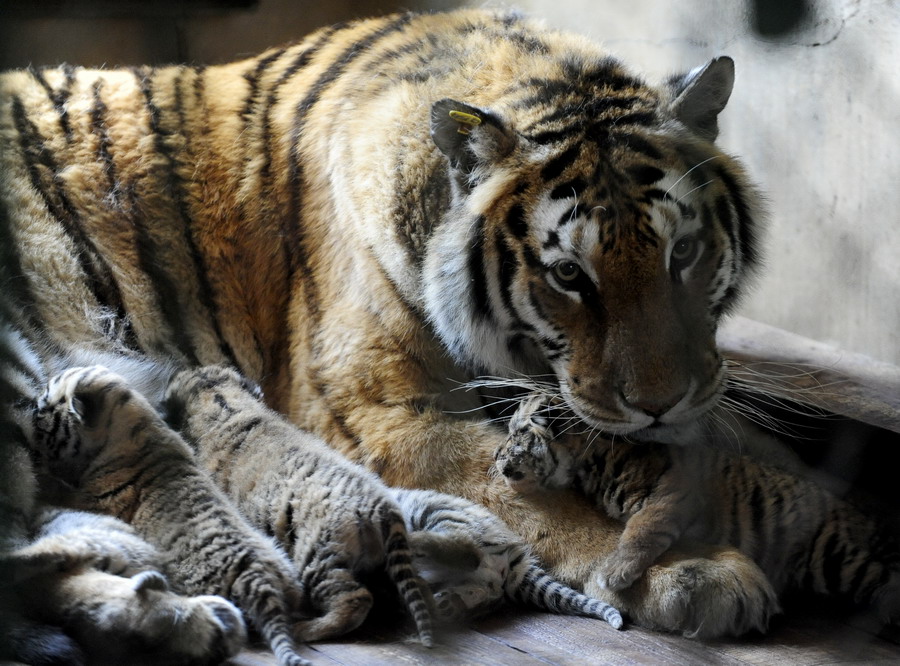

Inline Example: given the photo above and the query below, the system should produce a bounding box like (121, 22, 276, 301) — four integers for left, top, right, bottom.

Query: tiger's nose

(621, 390, 687, 419)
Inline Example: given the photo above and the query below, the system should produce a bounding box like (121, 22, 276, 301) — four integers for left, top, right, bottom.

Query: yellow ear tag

(448, 109, 482, 135)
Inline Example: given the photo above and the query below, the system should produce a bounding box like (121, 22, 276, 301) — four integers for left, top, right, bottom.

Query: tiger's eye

(670, 237, 699, 269)
(553, 261, 582, 283)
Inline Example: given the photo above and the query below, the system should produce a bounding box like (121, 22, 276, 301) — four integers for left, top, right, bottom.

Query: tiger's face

(425, 57, 762, 441)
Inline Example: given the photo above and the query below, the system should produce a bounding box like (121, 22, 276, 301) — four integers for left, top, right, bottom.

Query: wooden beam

(717, 316, 900, 435)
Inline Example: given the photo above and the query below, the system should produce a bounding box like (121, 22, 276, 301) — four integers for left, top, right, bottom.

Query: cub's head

(424, 56, 763, 441)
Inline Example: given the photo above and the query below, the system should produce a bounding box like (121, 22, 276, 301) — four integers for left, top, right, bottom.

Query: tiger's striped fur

(1, 8, 778, 645)
(165, 365, 435, 646)
(30, 365, 311, 666)
(497, 393, 900, 623)
(392, 488, 623, 628)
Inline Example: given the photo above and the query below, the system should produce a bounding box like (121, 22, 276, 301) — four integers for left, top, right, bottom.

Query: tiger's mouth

(558, 377, 718, 445)
(557, 382, 656, 437)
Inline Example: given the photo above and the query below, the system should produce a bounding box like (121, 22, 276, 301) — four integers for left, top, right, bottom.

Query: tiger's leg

(293, 561, 374, 641)
(5, 509, 247, 665)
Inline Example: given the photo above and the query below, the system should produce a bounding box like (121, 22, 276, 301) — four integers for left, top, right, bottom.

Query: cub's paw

(432, 584, 498, 623)
(598, 548, 650, 592)
(126, 571, 248, 663)
(32, 366, 152, 479)
(587, 544, 780, 638)
(165, 364, 262, 413)
(495, 393, 574, 493)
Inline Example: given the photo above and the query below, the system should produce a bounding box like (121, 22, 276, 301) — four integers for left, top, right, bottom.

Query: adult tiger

(0, 7, 774, 656)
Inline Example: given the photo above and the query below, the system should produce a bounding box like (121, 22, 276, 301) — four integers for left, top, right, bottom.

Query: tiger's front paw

(494, 393, 574, 493)
(586, 544, 781, 638)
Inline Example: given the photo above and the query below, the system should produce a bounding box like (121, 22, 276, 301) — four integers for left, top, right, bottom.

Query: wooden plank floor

(231, 600, 900, 665)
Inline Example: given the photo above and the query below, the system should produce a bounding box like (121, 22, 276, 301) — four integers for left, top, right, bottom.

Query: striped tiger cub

(392, 488, 623, 628)
(30, 365, 312, 666)
(164, 364, 435, 646)
(496, 393, 900, 622)
(2, 6, 782, 643)
(0, 507, 247, 666)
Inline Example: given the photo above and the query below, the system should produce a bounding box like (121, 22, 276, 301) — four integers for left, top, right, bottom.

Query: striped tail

(383, 511, 435, 647)
(512, 566, 624, 630)
(253, 594, 311, 666)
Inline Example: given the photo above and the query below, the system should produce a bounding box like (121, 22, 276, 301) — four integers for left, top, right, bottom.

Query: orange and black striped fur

(31, 365, 312, 666)
(1, 9, 781, 652)
(165, 365, 435, 645)
(497, 393, 900, 623)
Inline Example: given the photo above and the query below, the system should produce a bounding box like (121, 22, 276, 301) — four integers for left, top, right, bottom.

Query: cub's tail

(508, 562, 624, 629)
(382, 507, 436, 647)
(255, 608, 311, 666)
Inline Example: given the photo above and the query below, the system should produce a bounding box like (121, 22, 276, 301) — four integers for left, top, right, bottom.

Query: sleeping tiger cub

(0, 507, 246, 666)
(165, 365, 434, 645)
(496, 393, 900, 622)
(30, 365, 312, 666)
(393, 488, 623, 628)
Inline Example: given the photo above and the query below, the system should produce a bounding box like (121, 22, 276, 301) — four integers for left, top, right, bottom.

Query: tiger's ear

(666, 56, 734, 142)
(431, 99, 517, 173)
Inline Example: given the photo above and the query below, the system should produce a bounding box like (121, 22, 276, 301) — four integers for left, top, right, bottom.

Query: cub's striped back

(165, 365, 435, 646)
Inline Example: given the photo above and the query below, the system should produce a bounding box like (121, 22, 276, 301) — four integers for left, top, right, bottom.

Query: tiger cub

(392, 488, 623, 628)
(1, 507, 247, 666)
(164, 365, 435, 646)
(30, 365, 311, 666)
(495, 393, 900, 623)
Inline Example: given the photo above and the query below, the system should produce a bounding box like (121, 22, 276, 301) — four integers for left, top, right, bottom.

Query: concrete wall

(4, 0, 897, 363)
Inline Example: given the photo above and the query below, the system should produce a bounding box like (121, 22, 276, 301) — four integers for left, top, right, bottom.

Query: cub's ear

(431, 98, 517, 173)
(665, 56, 735, 142)
(69, 389, 101, 427)
(132, 570, 170, 594)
